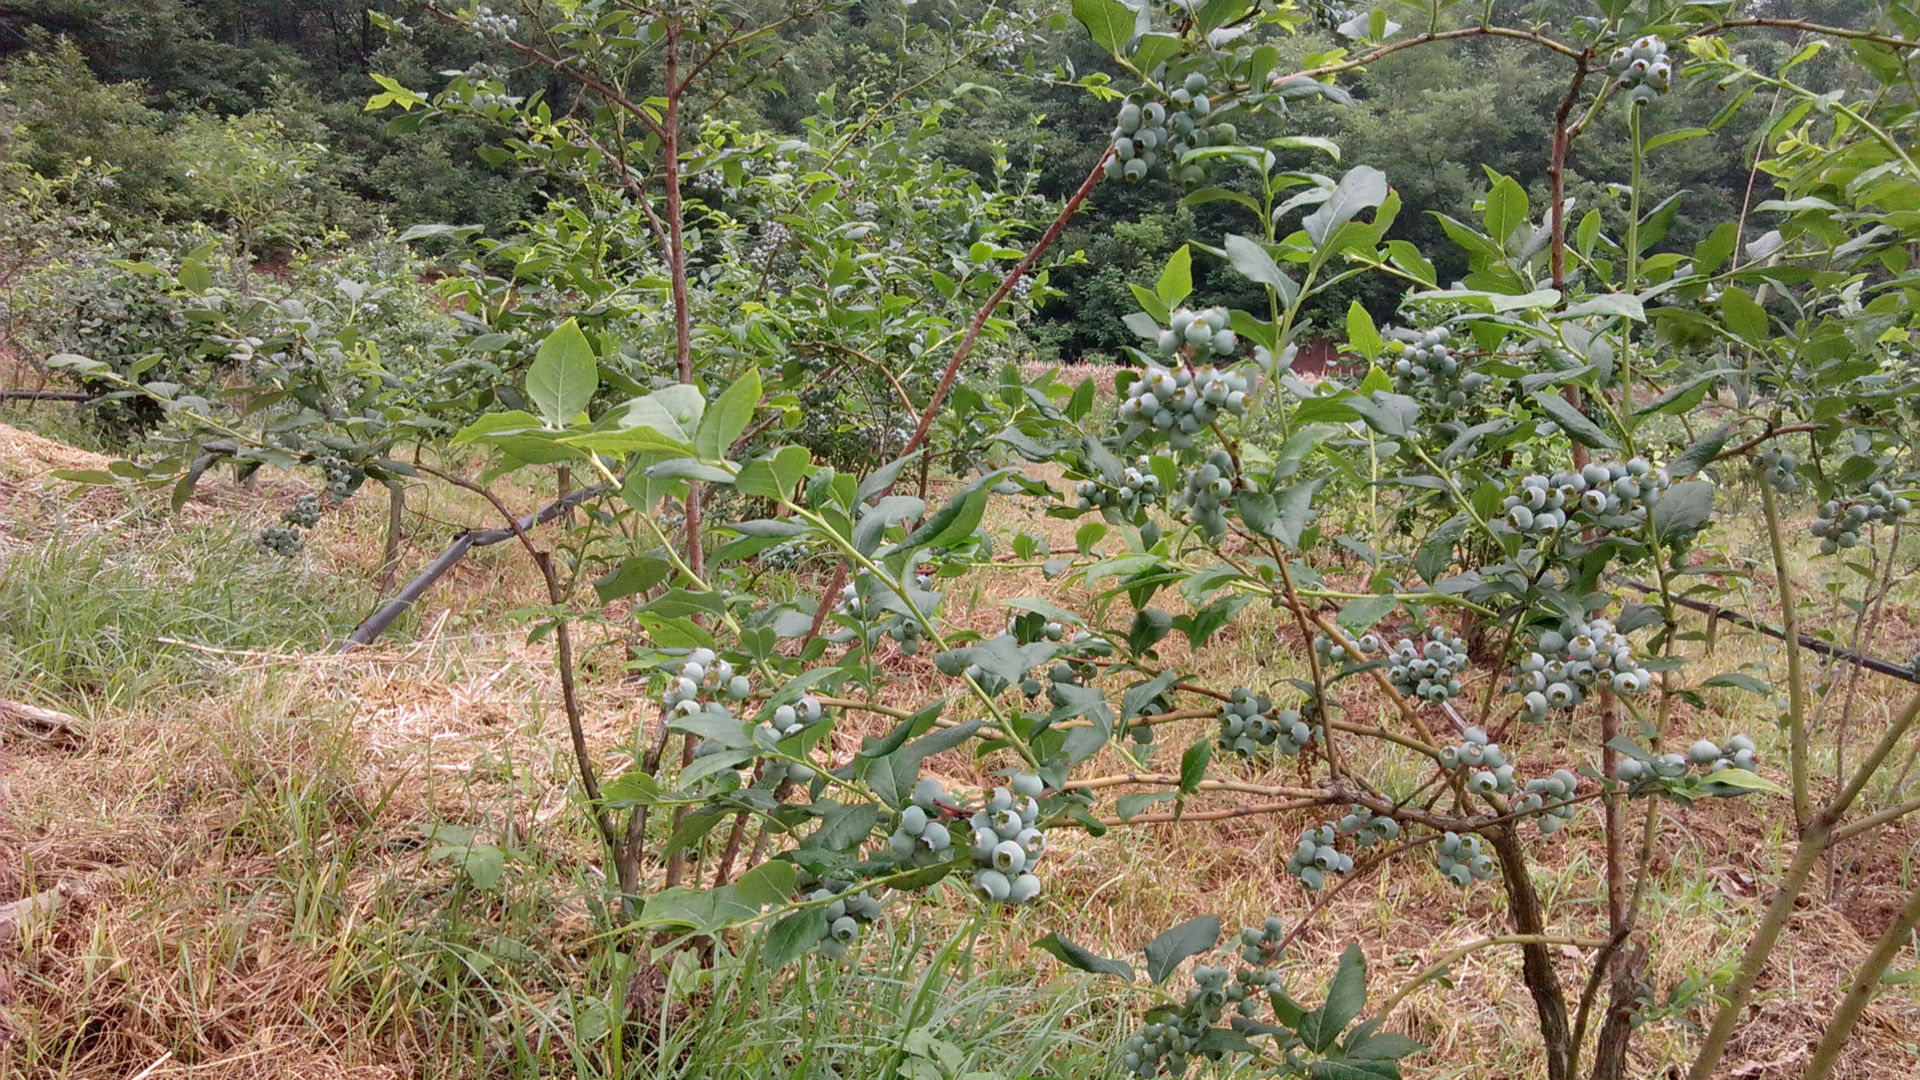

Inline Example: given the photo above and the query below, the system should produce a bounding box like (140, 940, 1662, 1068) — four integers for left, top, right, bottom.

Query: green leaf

(1668, 423, 1730, 478)
(1651, 480, 1715, 542)
(1336, 595, 1396, 633)
(1720, 287, 1770, 346)
(1130, 32, 1182, 72)
(177, 258, 213, 294)
(1144, 914, 1222, 984)
(1416, 516, 1468, 584)
(1646, 126, 1711, 152)
(1271, 135, 1341, 160)
(527, 319, 599, 427)
(1035, 933, 1135, 979)
(734, 860, 797, 908)
(1635, 369, 1731, 417)
(762, 907, 830, 968)
(1531, 390, 1616, 449)
(669, 707, 754, 750)
(1703, 767, 1784, 794)
(1313, 944, 1370, 1051)
(1113, 792, 1172, 823)
(1563, 294, 1645, 322)
(637, 885, 756, 932)
(1702, 672, 1770, 696)
(1306, 1061, 1400, 1080)
(697, 368, 762, 460)
(1482, 172, 1529, 245)
(1345, 301, 1382, 360)
(1072, 0, 1137, 55)
(1179, 738, 1211, 794)
(1223, 234, 1297, 303)
(736, 445, 813, 501)
(1156, 244, 1193, 308)
(1304, 167, 1388, 249)
(593, 555, 672, 603)
(1237, 478, 1325, 550)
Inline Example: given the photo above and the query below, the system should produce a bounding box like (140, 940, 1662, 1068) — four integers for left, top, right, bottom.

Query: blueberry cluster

(1812, 484, 1910, 555)
(1033, 633, 1116, 705)
(758, 695, 828, 785)
(255, 524, 302, 557)
(1216, 688, 1318, 757)
(1117, 358, 1253, 450)
(1153, 307, 1240, 360)
(1386, 326, 1491, 408)
(1130, 688, 1178, 748)
(1516, 769, 1581, 835)
(1690, 733, 1759, 772)
(468, 4, 520, 39)
(965, 774, 1046, 903)
(1074, 455, 1163, 513)
(759, 540, 809, 570)
(1618, 734, 1757, 785)
(1608, 35, 1673, 105)
(1614, 751, 1688, 784)
(1104, 73, 1238, 188)
(1513, 616, 1653, 719)
(835, 572, 937, 654)
(1756, 447, 1800, 494)
(1336, 804, 1400, 848)
(1435, 831, 1496, 887)
(320, 456, 366, 502)
(1439, 726, 1518, 795)
(1177, 450, 1239, 543)
(1313, 630, 1368, 669)
(1505, 458, 1673, 539)
(1122, 943, 1274, 1080)
(889, 778, 957, 865)
(1385, 627, 1471, 704)
(663, 648, 752, 713)
(748, 221, 790, 262)
(1286, 823, 1353, 890)
(1121, 1016, 1199, 1078)
(1215, 687, 1273, 756)
(282, 493, 321, 529)
(803, 879, 883, 960)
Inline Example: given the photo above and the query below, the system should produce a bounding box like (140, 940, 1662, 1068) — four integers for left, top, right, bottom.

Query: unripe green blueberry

(901, 805, 929, 834)
(912, 778, 946, 809)
(1688, 739, 1721, 766)
(973, 868, 1012, 902)
(1008, 873, 1041, 903)
(1011, 773, 1043, 799)
(1123, 158, 1147, 182)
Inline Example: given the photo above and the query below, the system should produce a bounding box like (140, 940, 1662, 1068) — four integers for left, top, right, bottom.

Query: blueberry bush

(53, 1, 1920, 1078)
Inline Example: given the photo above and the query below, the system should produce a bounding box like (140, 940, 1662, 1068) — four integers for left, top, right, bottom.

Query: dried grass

(3, 433, 1920, 1078)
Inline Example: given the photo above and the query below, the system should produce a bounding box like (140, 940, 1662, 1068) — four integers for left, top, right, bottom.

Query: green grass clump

(0, 520, 372, 701)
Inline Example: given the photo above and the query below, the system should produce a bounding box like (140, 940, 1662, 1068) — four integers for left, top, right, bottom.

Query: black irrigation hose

(0, 390, 95, 402)
(1616, 578, 1920, 686)
(339, 480, 614, 650)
